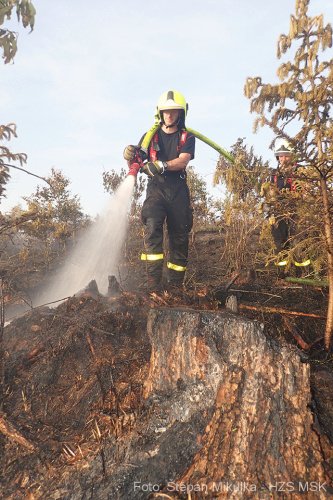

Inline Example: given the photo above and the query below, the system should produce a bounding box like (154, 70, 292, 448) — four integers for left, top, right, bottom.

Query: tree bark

(144, 308, 329, 498)
(319, 176, 333, 350)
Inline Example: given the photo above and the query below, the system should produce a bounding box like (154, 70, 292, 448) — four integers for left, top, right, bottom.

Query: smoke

(36, 175, 135, 304)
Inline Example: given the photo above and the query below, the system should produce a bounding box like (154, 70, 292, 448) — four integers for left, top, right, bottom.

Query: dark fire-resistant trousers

(141, 177, 193, 288)
(271, 217, 295, 252)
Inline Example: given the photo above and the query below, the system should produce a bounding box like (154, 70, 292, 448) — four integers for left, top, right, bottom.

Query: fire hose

(130, 123, 234, 172)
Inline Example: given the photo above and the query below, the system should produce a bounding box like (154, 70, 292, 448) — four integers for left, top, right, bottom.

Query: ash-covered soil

(1, 229, 332, 498)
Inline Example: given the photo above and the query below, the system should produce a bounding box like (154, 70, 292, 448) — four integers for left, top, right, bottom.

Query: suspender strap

(149, 132, 159, 162)
(177, 130, 188, 152)
(148, 130, 188, 160)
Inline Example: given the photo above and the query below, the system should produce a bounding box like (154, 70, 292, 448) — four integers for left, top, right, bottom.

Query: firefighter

(124, 90, 195, 292)
(270, 140, 296, 263)
(261, 138, 310, 270)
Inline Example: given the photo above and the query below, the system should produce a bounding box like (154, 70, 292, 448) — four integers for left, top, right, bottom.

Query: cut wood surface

(145, 308, 329, 498)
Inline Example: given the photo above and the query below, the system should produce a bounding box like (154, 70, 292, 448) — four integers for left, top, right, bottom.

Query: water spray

(36, 175, 135, 304)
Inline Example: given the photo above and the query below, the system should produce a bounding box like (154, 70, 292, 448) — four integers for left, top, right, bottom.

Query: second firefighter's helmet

(274, 138, 293, 158)
(156, 90, 188, 126)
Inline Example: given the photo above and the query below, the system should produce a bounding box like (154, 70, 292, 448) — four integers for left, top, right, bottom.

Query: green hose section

(140, 123, 234, 163)
(186, 127, 234, 163)
(285, 277, 328, 287)
(140, 123, 160, 152)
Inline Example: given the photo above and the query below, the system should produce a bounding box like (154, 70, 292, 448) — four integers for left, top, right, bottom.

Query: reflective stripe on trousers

(294, 259, 311, 267)
(167, 262, 187, 272)
(141, 253, 164, 261)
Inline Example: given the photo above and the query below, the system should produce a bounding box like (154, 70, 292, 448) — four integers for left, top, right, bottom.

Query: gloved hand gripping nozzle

(124, 145, 147, 177)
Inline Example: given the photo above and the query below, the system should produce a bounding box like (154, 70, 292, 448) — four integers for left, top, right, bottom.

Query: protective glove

(141, 161, 168, 177)
(123, 145, 139, 162)
(292, 180, 302, 192)
(127, 162, 141, 177)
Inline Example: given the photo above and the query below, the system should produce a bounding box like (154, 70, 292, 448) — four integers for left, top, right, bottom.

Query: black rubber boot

(167, 269, 185, 288)
(146, 274, 163, 293)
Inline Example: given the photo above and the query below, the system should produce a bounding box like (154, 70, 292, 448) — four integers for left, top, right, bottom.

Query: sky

(1, 0, 333, 216)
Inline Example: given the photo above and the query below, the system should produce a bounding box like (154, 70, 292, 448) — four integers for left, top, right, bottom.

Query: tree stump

(144, 308, 329, 498)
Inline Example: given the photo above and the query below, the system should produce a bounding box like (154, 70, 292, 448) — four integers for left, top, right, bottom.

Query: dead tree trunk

(320, 175, 333, 350)
(0, 276, 5, 410)
(144, 308, 329, 498)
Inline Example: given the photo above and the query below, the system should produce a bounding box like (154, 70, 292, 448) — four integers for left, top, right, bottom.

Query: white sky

(1, 0, 333, 216)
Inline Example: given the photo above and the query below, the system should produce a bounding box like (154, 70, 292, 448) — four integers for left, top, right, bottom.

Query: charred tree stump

(144, 308, 329, 498)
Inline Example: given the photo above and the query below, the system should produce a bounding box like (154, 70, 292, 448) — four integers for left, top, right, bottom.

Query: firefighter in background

(124, 90, 195, 292)
(261, 138, 310, 270)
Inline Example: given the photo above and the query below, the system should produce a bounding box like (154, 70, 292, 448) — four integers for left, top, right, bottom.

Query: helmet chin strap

(163, 116, 180, 129)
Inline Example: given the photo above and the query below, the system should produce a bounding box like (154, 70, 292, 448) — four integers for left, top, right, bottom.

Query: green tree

(244, 0, 333, 349)
(214, 138, 269, 273)
(0, 170, 87, 307)
(22, 168, 88, 257)
(214, 138, 269, 202)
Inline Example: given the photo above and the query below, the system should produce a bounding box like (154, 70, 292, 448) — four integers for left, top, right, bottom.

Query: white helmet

(274, 138, 293, 158)
(156, 90, 188, 127)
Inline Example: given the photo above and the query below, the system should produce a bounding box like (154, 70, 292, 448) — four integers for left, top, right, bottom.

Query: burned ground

(1, 229, 332, 498)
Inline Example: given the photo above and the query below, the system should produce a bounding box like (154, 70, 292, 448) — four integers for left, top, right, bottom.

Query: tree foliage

(214, 138, 269, 202)
(0, 1, 36, 198)
(0, 0, 36, 63)
(22, 168, 87, 246)
(244, 0, 333, 349)
(214, 139, 268, 273)
(0, 169, 88, 307)
(0, 123, 28, 200)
